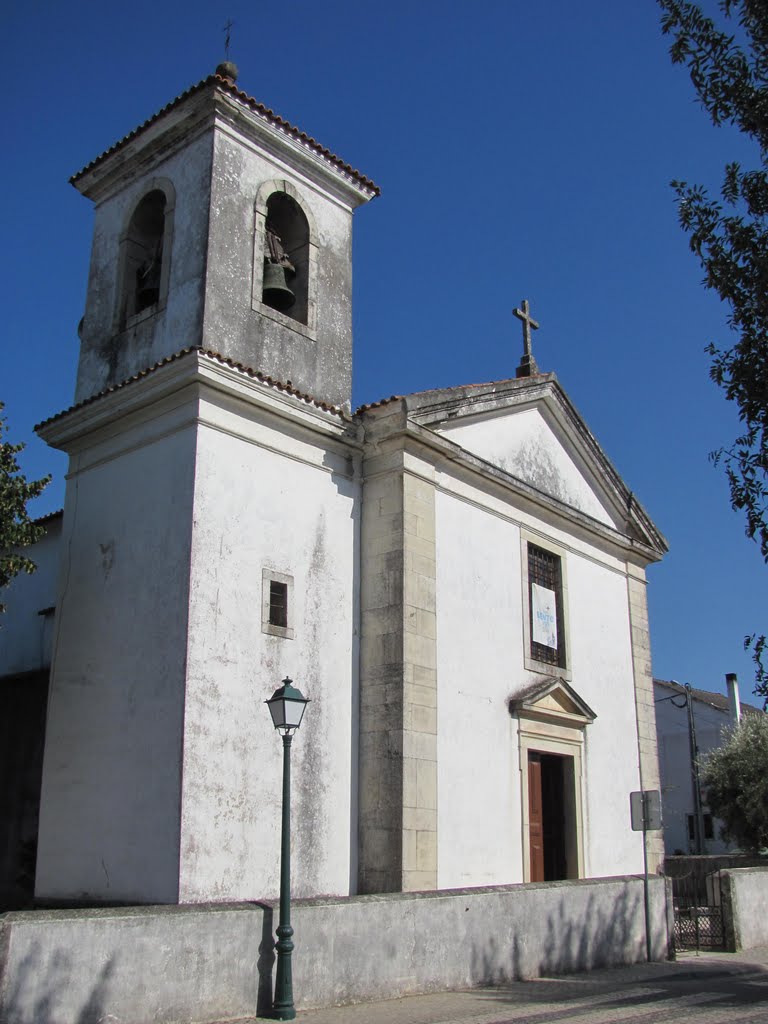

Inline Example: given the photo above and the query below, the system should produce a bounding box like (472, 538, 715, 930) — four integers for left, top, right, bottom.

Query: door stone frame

(511, 678, 596, 883)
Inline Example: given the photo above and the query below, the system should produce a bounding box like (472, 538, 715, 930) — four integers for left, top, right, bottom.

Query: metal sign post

(630, 789, 662, 961)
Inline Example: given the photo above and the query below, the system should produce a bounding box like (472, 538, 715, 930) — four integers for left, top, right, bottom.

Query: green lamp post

(265, 678, 310, 1021)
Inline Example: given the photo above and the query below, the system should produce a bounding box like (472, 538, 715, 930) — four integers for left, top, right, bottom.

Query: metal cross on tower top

(513, 299, 540, 378)
(223, 18, 235, 59)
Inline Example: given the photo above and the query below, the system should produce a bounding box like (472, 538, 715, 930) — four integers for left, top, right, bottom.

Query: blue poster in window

(532, 583, 558, 649)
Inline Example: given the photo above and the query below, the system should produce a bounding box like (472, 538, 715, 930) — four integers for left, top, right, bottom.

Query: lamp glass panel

(268, 700, 287, 729)
(284, 699, 306, 728)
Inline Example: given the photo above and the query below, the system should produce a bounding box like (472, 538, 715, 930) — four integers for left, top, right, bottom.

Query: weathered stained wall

(178, 387, 360, 902)
(75, 131, 213, 403)
(203, 129, 356, 408)
(0, 875, 670, 1024)
(35, 410, 197, 905)
(74, 89, 364, 411)
(721, 866, 768, 950)
(438, 407, 617, 527)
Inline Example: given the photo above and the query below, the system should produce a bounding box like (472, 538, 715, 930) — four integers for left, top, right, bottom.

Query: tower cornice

(71, 76, 379, 206)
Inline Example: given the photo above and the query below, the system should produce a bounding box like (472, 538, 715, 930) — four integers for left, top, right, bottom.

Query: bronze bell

(263, 261, 296, 311)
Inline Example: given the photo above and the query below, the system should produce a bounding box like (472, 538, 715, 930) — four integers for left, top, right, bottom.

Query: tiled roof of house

(70, 73, 380, 196)
(654, 678, 764, 715)
(32, 509, 63, 526)
(34, 348, 347, 432)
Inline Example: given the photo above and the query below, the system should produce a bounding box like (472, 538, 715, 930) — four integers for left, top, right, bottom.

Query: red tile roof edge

(32, 509, 64, 526)
(34, 348, 348, 432)
(70, 75, 380, 196)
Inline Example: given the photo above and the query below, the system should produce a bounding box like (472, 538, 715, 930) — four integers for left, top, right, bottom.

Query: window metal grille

(528, 544, 564, 667)
(269, 580, 289, 628)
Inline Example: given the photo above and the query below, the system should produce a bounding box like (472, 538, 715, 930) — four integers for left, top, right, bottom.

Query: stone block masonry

(627, 566, 664, 873)
(358, 449, 438, 893)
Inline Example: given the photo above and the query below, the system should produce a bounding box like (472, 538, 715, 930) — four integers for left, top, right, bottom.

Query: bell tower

(35, 67, 377, 907)
(72, 65, 378, 409)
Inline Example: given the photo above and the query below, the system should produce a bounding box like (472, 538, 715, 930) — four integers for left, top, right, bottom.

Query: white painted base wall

(0, 876, 670, 1024)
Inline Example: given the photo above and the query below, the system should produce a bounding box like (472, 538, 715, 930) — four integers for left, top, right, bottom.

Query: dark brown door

(528, 752, 545, 882)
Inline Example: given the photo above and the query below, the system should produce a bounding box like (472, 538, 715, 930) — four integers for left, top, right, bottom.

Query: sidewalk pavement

(230, 947, 768, 1024)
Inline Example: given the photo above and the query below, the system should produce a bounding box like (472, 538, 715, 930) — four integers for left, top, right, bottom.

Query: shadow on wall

(469, 887, 652, 986)
(0, 940, 115, 1024)
(257, 902, 276, 1017)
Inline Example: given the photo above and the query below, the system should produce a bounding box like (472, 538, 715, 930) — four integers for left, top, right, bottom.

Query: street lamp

(265, 678, 310, 1021)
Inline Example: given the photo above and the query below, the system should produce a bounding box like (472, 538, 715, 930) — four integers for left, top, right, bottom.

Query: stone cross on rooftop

(513, 299, 540, 378)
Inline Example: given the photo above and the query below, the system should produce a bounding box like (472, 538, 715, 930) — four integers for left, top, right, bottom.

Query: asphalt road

(237, 947, 768, 1024)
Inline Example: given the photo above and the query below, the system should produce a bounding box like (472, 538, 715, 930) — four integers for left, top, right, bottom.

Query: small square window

(262, 569, 294, 639)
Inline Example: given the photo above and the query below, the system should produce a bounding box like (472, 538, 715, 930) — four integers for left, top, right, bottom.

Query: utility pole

(684, 683, 706, 855)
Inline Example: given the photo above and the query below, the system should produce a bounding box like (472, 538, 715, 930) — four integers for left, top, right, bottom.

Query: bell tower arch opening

(263, 193, 309, 323)
(252, 180, 318, 338)
(116, 182, 175, 330)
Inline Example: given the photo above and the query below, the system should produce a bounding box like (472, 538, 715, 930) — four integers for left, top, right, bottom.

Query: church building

(0, 65, 667, 907)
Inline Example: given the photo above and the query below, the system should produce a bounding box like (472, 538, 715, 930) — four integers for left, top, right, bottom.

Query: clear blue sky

(2, 0, 764, 701)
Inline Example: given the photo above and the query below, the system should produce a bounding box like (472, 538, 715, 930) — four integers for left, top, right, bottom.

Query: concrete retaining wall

(721, 867, 768, 952)
(0, 875, 669, 1024)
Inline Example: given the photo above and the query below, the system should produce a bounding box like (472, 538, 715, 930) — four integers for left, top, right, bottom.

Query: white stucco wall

(0, 516, 62, 677)
(438, 408, 615, 527)
(568, 555, 643, 876)
(179, 391, 360, 902)
(35, 413, 197, 904)
(435, 493, 523, 888)
(35, 361, 361, 906)
(434, 475, 644, 886)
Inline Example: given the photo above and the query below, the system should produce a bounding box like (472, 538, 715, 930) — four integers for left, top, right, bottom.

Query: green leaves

(702, 714, 768, 851)
(0, 403, 50, 615)
(660, 0, 768, 698)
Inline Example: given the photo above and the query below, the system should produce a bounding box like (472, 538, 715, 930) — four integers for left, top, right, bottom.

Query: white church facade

(0, 66, 667, 908)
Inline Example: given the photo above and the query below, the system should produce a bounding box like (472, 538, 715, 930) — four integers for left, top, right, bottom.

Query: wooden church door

(528, 752, 545, 881)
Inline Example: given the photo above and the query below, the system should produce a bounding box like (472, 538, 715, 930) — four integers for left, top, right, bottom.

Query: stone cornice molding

(73, 90, 216, 203)
(37, 351, 357, 456)
(359, 381, 667, 563)
(213, 94, 375, 209)
(360, 413, 664, 565)
(73, 85, 376, 209)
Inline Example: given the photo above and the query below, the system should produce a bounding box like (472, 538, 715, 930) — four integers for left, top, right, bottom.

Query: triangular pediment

(401, 375, 666, 556)
(508, 677, 597, 728)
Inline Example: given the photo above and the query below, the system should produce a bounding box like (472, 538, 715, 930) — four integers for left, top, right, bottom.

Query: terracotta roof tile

(355, 395, 404, 414)
(654, 678, 764, 715)
(70, 75, 380, 196)
(34, 348, 348, 432)
(32, 509, 64, 526)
